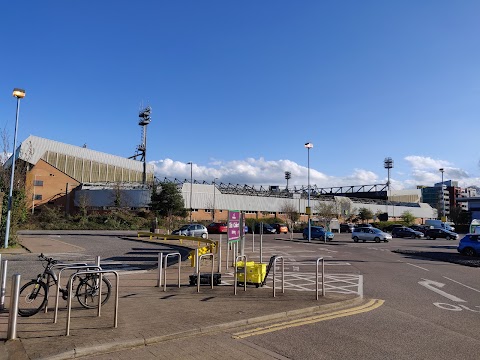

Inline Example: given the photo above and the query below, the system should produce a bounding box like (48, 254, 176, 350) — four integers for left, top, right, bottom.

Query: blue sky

(1, 1, 479, 190)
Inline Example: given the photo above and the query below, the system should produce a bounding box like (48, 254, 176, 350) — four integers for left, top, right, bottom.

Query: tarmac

(0, 232, 361, 360)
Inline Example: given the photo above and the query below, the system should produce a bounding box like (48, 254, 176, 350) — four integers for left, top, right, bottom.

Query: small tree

(150, 182, 188, 232)
(280, 202, 300, 235)
(401, 211, 415, 226)
(315, 201, 337, 228)
(358, 207, 374, 223)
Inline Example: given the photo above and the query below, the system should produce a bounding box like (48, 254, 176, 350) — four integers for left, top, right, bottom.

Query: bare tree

(314, 201, 337, 228)
(280, 202, 299, 236)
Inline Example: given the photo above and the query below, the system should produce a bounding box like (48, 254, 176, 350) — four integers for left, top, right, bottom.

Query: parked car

(303, 226, 334, 241)
(409, 225, 430, 235)
(254, 223, 277, 234)
(354, 223, 374, 229)
(172, 224, 208, 238)
(382, 224, 404, 233)
(271, 223, 289, 234)
(206, 222, 227, 234)
(352, 227, 391, 243)
(424, 228, 458, 240)
(340, 223, 354, 233)
(457, 233, 480, 256)
(391, 227, 424, 239)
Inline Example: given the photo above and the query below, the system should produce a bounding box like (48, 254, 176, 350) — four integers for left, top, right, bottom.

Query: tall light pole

(187, 162, 193, 223)
(213, 177, 219, 221)
(4, 88, 26, 249)
(285, 171, 291, 191)
(384, 157, 393, 220)
(305, 142, 313, 242)
(439, 168, 445, 220)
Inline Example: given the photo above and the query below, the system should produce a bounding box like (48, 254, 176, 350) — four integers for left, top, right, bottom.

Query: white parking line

(405, 262, 429, 271)
(443, 276, 480, 293)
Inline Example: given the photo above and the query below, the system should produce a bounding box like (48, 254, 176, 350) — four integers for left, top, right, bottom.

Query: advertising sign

(228, 210, 241, 241)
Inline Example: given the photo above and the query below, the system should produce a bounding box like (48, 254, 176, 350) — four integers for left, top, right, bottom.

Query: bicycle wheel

(18, 280, 48, 317)
(76, 275, 111, 309)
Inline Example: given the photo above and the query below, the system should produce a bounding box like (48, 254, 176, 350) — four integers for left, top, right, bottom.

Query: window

(34, 194, 42, 200)
(34, 180, 44, 186)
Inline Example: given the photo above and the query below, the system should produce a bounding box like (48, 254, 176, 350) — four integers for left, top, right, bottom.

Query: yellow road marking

(232, 299, 385, 339)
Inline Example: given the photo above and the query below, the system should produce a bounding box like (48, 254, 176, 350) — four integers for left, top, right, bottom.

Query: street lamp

(213, 177, 219, 221)
(384, 157, 394, 219)
(305, 142, 313, 242)
(439, 168, 445, 220)
(187, 162, 193, 223)
(4, 88, 26, 249)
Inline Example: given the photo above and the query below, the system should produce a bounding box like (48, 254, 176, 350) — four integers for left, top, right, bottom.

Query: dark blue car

(302, 226, 334, 241)
(458, 233, 480, 256)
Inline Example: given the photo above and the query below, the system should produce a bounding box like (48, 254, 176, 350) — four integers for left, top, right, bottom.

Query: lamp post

(384, 157, 394, 220)
(439, 168, 445, 220)
(305, 142, 313, 242)
(4, 88, 26, 249)
(187, 162, 193, 223)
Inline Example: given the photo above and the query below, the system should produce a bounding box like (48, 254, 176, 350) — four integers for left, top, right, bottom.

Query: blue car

(457, 233, 480, 256)
(303, 226, 334, 241)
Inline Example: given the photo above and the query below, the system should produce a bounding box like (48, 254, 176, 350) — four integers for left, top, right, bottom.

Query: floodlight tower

(129, 106, 151, 184)
(384, 157, 394, 218)
(285, 171, 291, 190)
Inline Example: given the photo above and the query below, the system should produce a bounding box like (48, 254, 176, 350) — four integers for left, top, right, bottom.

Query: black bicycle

(18, 253, 112, 317)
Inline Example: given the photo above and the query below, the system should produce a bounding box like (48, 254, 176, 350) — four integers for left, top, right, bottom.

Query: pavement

(0, 232, 361, 360)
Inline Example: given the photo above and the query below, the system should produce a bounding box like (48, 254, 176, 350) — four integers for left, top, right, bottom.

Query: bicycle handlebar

(39, 253, 58, 265)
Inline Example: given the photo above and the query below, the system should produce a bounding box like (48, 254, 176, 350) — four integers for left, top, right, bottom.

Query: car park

(340, 223, 354, 233)
(457, 234, 480, 256)
(352, 227, 391, 243)
(172, 224, 208, 238)
(206, 222, 227, 234)
(271, 223, 289, 234)
(391, 227, 424, 239)
(424, 228, 458, 240)
(303, 226, 334, 241)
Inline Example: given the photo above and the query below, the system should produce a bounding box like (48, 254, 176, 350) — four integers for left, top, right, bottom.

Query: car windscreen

(179, 225, 189, 230)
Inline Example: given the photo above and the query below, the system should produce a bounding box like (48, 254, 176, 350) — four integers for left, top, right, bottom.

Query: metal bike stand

(164, 252, 181, 291)
(234, 255, 247, 295)
(157, 252, 163, 287)
(66, 270, 119, 336)
(0, 260, 8, 311)
(197, 253, 214, 293)
(45, 262, 89, 314)
(272, 256, 285, 298)
(53, 265, 102, 323)
(316, 257, 325, 300)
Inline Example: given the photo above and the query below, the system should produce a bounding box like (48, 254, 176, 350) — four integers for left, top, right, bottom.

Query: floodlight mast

(384, 157, 394, 219)
(285, 171, 291, 190)
(129, 106, 151, 184)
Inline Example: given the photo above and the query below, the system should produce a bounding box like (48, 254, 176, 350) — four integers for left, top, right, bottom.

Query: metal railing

(66, 270, 119, 336)
(53, 265, 102, 323)
(234, 255, 247, 295)
(197, 253, 214, 293)
(316, 257, 325, 300)
(272, 256, 285, 298)
(163, 252, 181, 291)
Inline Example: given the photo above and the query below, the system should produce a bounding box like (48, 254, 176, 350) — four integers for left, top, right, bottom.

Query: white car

(172, 224, 208, 238)
(352, 227, 391, 243)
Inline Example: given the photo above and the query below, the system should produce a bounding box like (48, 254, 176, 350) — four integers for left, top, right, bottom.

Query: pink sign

(228, 210, 240, 241)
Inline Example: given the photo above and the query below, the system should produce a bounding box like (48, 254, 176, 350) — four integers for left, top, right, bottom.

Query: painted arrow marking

(419, 279, 466, 303)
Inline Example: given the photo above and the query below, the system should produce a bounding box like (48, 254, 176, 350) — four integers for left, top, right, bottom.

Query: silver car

(352, 227, 391, 243)
(172, 224, 208, 238)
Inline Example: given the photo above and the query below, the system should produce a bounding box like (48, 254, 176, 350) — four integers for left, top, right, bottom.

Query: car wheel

(353, 236, 359, 243)
(201, 233, 207, 239)
(362, 239, 366, 242)
(464, 248, 476, 256)
(384, 240, 389, 242)
(445, 236, 451, 240)
(431, 237, 436, 240)
(374, 237, 381, 243)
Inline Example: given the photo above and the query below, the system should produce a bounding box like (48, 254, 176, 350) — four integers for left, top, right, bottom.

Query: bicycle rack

(163, 252, 181, 291)
(272, 256, 285, 298)
(66, 270, 119, 336)
(53, 265, 102, 323)
(234, 255, 247, 295)
(197, 253, 215, 293)
(316, 257, 325, 300)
